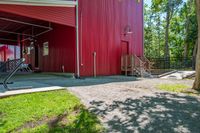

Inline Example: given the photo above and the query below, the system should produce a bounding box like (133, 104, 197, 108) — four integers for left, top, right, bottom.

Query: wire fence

(148, 57, 194, 70)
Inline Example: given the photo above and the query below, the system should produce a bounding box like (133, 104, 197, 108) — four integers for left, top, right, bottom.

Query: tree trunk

(192, 39, 198, 70)
(183, 24, 189, 67)
(184, 0, 193, 61)
(165, 13, 170, 59)
(183, 24, 189, 60)
(192, 0, 200, 90)
(183, 43, 189, 59)
(164, 2, 171, 67)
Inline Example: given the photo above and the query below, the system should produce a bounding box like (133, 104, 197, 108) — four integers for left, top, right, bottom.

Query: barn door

(121, 41, 129, 56)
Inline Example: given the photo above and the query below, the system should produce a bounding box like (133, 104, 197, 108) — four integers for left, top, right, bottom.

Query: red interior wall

(24, 24, 76, 73)
(79, 0, 144, 76)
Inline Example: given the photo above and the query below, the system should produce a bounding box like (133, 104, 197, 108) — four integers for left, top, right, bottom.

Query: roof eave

(0, 1, 77, 7)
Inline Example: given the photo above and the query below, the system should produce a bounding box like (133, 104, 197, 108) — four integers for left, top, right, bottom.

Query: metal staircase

(0, 58, 32, 90)
(121, 55, 153, 77)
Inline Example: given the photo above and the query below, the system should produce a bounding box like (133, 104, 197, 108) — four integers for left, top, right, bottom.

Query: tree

(145, 0, 197, 59)
(183, 0, 193, 60)
(152, 0, 182, 60)
(192, 0, 200, 90)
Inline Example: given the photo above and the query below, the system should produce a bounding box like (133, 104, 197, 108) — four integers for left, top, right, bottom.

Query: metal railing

(0, 59, 24, 73)
(0, 58, 32, 90)
(148, 57, 193, 70)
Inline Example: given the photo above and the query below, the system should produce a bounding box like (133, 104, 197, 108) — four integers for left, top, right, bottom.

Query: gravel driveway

(68, 77, 200, 133)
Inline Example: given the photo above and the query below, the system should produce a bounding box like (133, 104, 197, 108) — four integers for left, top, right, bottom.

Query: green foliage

(157, 84, 189, 92)
(156, 83, 200, 96)
(145, 0, 197, 59)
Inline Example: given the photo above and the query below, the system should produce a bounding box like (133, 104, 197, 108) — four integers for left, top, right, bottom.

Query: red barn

(0, 0, 144, 77)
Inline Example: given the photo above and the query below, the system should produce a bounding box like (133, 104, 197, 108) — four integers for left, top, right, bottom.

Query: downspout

(142, 0, 144, 57)
(76, 0, 80, 78)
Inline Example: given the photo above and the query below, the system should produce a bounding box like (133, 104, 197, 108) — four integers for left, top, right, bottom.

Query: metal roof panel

(0, 0, 77, 7)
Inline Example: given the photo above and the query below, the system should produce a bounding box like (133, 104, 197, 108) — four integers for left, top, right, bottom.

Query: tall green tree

(152, 0, 183, 60)
(180, 0, 197, 60)
(145, 0, 197, 60)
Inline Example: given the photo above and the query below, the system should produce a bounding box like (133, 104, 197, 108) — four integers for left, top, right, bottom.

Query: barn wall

(24, 24, 76, 73)
(79, 0, 144, 76)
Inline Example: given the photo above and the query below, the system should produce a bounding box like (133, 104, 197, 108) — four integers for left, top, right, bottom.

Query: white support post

(76, 0, 80, 78)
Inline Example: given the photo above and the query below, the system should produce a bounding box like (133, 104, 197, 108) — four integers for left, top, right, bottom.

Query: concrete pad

(0, 86, 66, 98)
(161, 71, 195, 80)
(0, 75, 137, 97)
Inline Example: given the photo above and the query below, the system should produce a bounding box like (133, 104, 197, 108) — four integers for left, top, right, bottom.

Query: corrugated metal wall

(79, 0, 144, 76)
(0, 4, 75, 26)
(24, 24, 76, 73)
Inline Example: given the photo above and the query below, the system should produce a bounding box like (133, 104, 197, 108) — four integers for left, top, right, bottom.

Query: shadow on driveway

(89, 93, 200, 133)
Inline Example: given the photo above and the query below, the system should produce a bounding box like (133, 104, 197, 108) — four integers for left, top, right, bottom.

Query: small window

(43, 42, 49, 56)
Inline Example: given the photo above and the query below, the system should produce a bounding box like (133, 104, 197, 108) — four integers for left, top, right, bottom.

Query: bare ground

(68, 78, 200, 133)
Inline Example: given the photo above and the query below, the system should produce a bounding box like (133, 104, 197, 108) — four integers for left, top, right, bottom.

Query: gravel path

(68, 78, 200, 133)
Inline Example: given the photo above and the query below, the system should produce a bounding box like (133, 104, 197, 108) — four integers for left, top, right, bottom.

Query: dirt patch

(16, 107, 82, 132)
(15, 112, 68, 132)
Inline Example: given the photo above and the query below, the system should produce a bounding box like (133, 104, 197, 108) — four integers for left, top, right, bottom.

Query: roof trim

(0, 0, 77, 7)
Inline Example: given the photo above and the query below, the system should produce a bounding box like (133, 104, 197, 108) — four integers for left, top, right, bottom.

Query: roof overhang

(0, 0, 77, 7)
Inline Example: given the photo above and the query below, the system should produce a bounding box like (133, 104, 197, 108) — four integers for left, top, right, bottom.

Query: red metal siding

(79, 0, 144, 76)
(0, 4, 75, 26)
(24, 24, 76, 73)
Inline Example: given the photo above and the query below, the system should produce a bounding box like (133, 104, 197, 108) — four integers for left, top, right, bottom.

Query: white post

(76, 0, 80, 78)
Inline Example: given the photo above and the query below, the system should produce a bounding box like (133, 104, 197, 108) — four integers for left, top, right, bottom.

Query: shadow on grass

(0, 112, 6, 128)
(183, 89, 200, 96)
(48, 108, 104, 133)
(89, 93, 200, 133)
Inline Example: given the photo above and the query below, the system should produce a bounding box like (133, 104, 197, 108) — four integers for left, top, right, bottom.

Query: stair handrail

(133, 55, 146, 76)
(0, 61, 7, 72)
(144, 56, 154, 71)
(2, 58, 25, 90)
(133, 54, 145, 68)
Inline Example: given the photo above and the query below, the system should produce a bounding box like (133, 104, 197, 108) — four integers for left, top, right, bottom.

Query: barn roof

(0, 0, 77, 7)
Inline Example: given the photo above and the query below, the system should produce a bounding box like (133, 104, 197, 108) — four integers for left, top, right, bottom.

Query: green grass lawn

(0, 90, 103, 133)
(157, 84, 189, 92)
(156, 84, 200, 96)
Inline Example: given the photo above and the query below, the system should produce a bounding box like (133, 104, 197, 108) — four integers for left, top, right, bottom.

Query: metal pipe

(0, 38, 17, 42)
(80, 11, 83, 66)
(76, 0, 80, 78)
(20, 37, 31, 42)
(20, 29, 52, 42)
(0, 29, 33, 37)
(0, 17, 52, 29)
(93, 52, 97, 77)
(35, 28, 53, 37)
